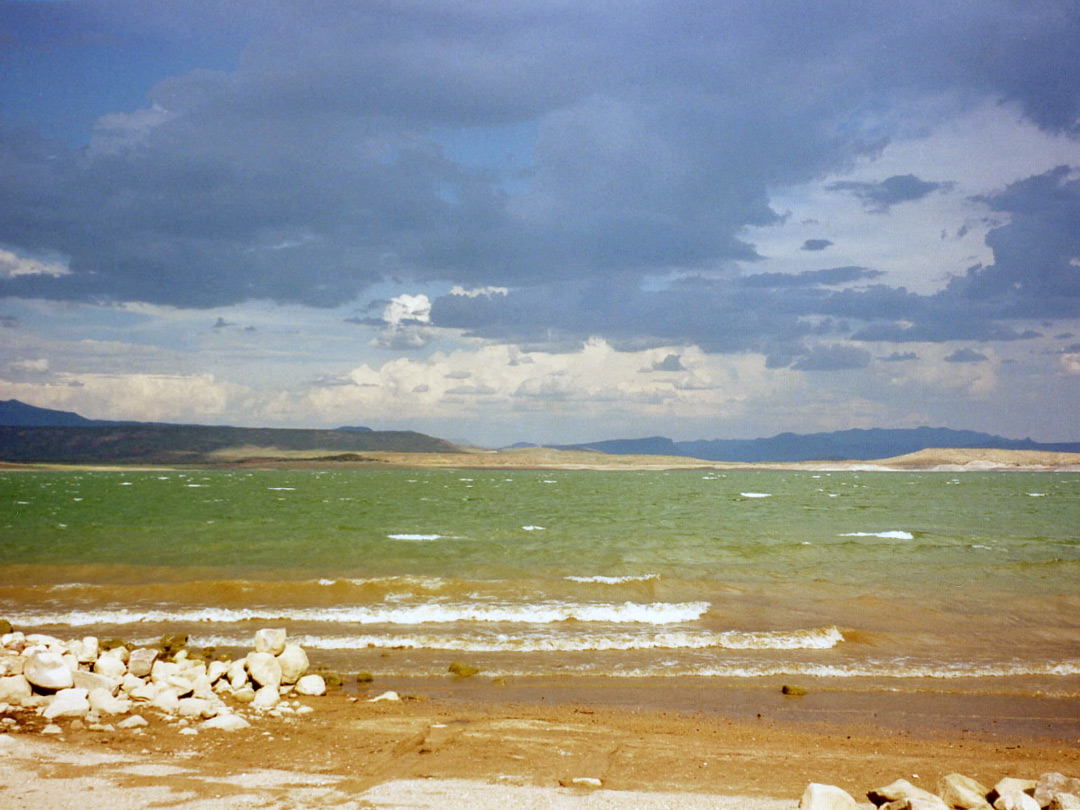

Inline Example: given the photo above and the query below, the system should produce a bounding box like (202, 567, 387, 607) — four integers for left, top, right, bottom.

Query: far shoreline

(3, 446, 1080, 473)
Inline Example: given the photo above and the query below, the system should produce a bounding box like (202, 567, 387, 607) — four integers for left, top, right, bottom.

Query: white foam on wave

(9, 600, 710, 628)
(839, 531, 914, 540)
(268, 487, 296, 491)
(740, 492, 771, 498)
(521, 525, 545, 531)
(565, 575, 660, 584)
(387, 533, 444, 541)
(207, 625, 845, 653)
(1028, 493, 1046, 497)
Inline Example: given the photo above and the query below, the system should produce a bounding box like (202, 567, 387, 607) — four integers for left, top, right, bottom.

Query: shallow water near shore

(1, 468, 1078, 700)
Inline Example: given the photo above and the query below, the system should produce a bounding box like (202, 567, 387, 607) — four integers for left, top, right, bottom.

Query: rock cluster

(0, 627, 328, 736)
(800, 773, 1080, 810)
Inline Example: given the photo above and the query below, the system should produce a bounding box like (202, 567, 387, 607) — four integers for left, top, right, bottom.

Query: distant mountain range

(555, 428, 1080, 462)
(0, 400, 452, 464)
(3, 399, 1078, 464)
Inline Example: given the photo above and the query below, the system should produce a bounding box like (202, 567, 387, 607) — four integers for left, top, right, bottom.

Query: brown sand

(2, 680, 1078, 809)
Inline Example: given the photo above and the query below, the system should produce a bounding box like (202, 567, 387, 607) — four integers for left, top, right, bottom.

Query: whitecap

(268, 487, 296, 491)
(565, 574, 660, 584)
(522, 525, 545, 531)
(1028, 493, 1046, 497)
(740, 492, 771, 498)
(387, 533, 443, 541)
(839, 531, 914, 540)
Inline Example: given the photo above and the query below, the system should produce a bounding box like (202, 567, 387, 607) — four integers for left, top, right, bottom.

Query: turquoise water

(2, 469, 1078, 685)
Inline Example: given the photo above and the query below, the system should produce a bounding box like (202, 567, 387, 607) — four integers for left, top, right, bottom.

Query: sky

(1, 0, 1079, 447)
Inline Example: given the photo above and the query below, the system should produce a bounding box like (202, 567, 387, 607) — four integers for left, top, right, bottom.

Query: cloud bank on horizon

(1, 0, 1078, 446)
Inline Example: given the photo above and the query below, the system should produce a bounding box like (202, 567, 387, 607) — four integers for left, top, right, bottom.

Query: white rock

(246, 652, 282, 689)
(295, 674, 326, 696)
(166, 675, 195, 696)
(252, 685, 280, 710)
(93, 654, 127, 679)
(206, 660, 229, 684)
(2, 631, 27, 650)
(228, 659, 248, 690)
(73, 636, 99, 664)
(129, 683, 161, 702)
(102, 645, 129, 664)
(177, 697, 215, 718)
(150, 688, 180, 715)
(880, 801, 952, 810)
(1036, 775, 1080, 809)
(232, 685, 256, 704)
(1048, 794, 1080, 810)
(0, 653, 24, 676)
(178, 727, 198, 736)
(117, 714, 148, 729)
(200, 713, 250, 731)
(43, 688, 90, 720)
(369, 690, 400, 702)
(571, 778, 603, 787)
(254, 628, 288, 656)
(126, 648, 158, 678)
(993, 779, 1039, 810)
(120, 672, 144, 694)
(800, 783, 858, 810)
(0, 675, 31, 703)
(72, 670, 120, 694)
(41, 723, 63, 735)
(939, 774, 992, 810)
(88, 687, 131, 715)
(23, 651, 74, 690)
(276, 644, 309, 685)
(150, 660, 180, 685)
(869, 780, 949, 810)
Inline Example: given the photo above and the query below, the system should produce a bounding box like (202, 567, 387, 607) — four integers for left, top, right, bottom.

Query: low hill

(563, 427, 1080, 462)
(0, 424, 458, 465)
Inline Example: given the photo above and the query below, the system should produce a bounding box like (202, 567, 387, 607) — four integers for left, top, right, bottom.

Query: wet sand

(3, 678, 1078, 809)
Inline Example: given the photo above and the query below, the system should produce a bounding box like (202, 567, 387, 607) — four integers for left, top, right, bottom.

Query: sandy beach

(4, 675, 1080, 809)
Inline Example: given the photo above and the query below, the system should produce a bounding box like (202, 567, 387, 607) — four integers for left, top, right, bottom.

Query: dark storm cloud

(826, 174, 953, 212)
(1, 0, 1078, 359)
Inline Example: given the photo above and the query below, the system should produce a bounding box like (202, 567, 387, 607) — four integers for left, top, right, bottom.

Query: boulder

(251, 685, 280, 709)
(881, 801, 953, 810)
(116, 714, 148, 729)
(200, 713, 250, 731)
(127, 648, 158, 678)
(992, 779, 1039, 810)
(254, 628, 288, 656)
(0, 675, 31, 703)
(72, 636, 99, 664)
(232, 685, 256, 704)
(129, 683, 161, 702)
(800, 783, 859, 810)
(228, 659, 248, 690)
(369, 690, 400, 702)
(150, 660, 180, 684)
(1036, 775, 1080, 809)
(119, 672, 145, 694)
(869, 780, 949, 810)
(938, 774, 992, 810)
(1048, 794, 1080, 810)
(150, 688, 180, 715)
(93, 654, 127, 679)
(246, 652, 282, 689)
(206, 660, 229, 685)
(276, 643, 309, 685)
(177, 697, 215, 719)
(295, 674, 326, 696)
(23, 651, 74, 690)
(43, 687, 90, 720)
(72, 670, 120, 694)
(0, 652, 24, 676)
(88, 687, 131, 715)
(166, 674, 195, 697)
